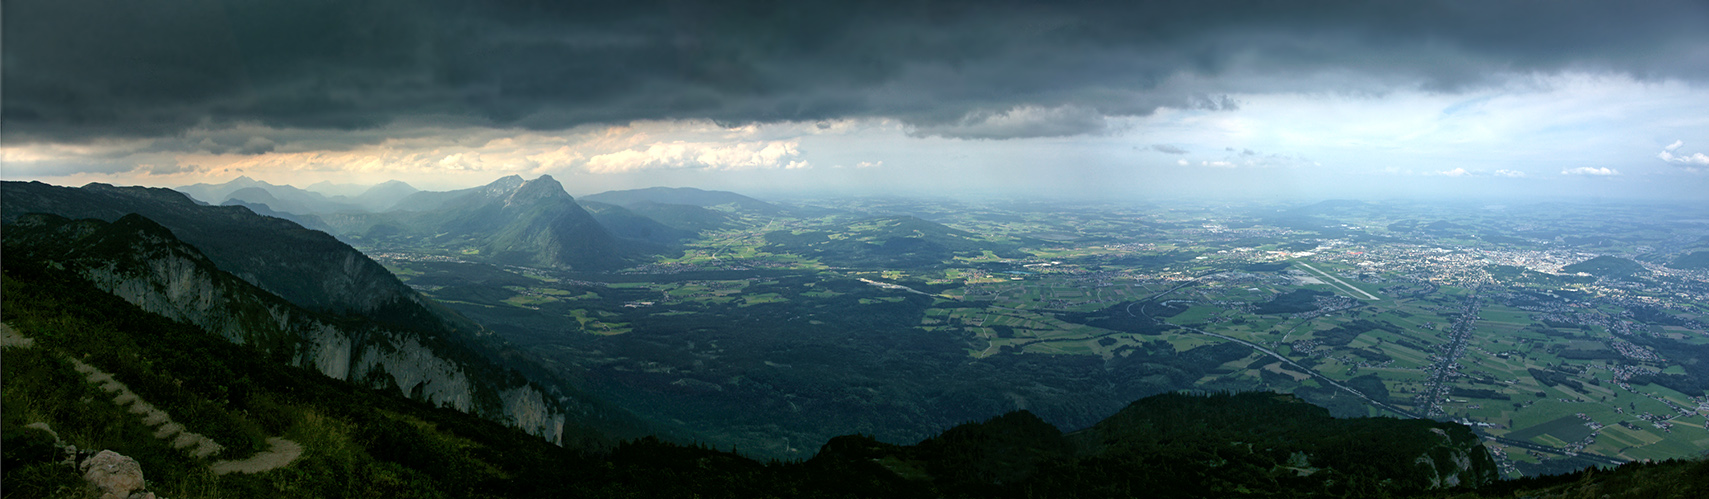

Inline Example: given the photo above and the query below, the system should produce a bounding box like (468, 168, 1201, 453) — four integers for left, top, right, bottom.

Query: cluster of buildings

(371, 251, 473, 264)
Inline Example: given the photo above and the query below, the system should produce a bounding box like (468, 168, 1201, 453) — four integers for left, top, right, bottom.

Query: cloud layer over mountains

(9, 0, 1709, 144)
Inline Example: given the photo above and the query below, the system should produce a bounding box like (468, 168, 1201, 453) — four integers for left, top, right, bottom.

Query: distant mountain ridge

(385, 175, 526, 212)
(175, 175, 274, 204)
(175, 176, 419, 214)
(3, 181, 432, 320)
(578, 201, 700, 244)
(218, 197, 333, 233)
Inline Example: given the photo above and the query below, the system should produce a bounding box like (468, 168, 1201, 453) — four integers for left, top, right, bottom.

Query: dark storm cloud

(6, 0, 1707, 144)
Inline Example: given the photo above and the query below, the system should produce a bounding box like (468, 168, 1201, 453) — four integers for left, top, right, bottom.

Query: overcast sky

(5, 0, 1708, 201)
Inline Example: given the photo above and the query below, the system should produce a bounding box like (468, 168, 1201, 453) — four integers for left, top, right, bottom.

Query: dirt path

(211, 437, 304, 475)
(68, 358, 227, 459)
(1, 323, 35, 348)
(4, 323, 302, 473)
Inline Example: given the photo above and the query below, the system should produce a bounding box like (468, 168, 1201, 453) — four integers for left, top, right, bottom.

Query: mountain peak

(109, 212, 179, 239)
(475, 175, 528, 198)
(359, 180, 417, 196)
(506, 175, 570, 206)
(228, 186, 279, 201)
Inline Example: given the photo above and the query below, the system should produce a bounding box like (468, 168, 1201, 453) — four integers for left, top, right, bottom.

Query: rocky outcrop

(1414, 427, 1498, 489)
(501, 386, 568, 443)
(81, 450, 157, 499)
(344, 333, 477, 412)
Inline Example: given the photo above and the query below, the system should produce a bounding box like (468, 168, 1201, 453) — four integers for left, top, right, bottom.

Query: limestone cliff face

(345, 333, 476, 413)
(1413, 427, 1498, 489)
(500, 386, 569, 444)
(6, 213, 568, 445)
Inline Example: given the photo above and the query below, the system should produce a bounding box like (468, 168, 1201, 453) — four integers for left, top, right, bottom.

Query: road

(1479, 434, 1629, 467)
(1419, 292, 1482, 417)
(857, 278, 936, 297)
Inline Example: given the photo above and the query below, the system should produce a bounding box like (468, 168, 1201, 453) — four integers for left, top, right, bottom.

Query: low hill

(1562, 255, 1648, 278)
(807, 392, 1497, 497)
(580, 201, 700, 244)
(583, 186, 783, 215)
(1669, 250, 1709, 270)
(619, 201, 735, 232)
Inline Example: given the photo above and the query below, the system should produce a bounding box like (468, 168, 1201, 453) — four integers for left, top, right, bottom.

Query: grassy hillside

(0, 261, 599, 497)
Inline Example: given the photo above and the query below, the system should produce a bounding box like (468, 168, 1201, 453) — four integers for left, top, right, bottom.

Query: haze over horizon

(5, 1, 1709, 201)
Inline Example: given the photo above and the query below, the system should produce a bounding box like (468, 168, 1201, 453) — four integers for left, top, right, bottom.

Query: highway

(1480, 434, 1629, 467)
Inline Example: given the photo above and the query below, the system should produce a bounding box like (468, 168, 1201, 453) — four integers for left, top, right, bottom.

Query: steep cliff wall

(5, 213, 569, 444)
(1414, 427, 1499, 489)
